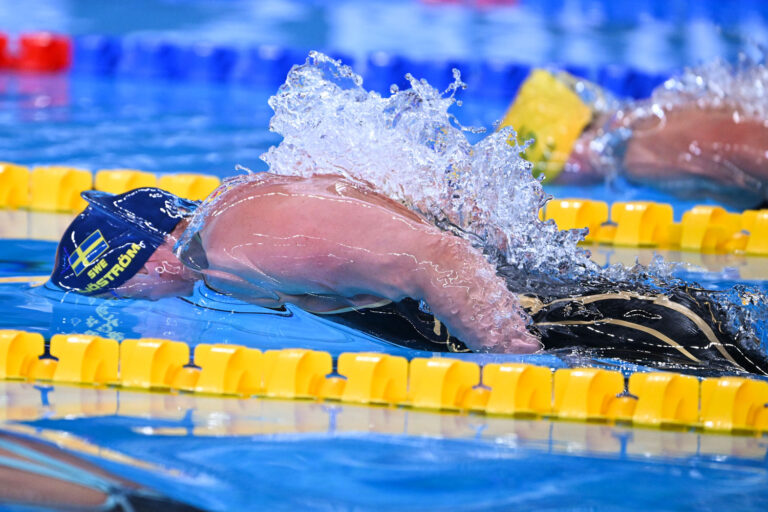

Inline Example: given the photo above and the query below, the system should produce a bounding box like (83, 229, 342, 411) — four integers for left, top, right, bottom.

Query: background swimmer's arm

(564, 104, 768, 198)
(622, 106, 768, 189)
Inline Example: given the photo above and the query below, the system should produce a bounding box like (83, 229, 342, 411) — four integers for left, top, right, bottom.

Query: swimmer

(50, 176, 768, 374)
(51, 177, 539, 354)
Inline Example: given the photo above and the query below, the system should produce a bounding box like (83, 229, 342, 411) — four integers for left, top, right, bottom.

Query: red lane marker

(16, 32, 72, 72)
(0, 32, 8, 69)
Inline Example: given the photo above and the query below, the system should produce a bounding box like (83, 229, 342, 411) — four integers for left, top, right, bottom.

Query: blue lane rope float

(523, 0, 768, 27)
(67, 34, 670, 99)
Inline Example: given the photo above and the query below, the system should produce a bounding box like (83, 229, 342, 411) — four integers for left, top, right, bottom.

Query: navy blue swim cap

(51, 188, 199, 296)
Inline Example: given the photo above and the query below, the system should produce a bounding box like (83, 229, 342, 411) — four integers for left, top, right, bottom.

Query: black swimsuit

(525, 287, 768, 375)
(326, 298, 472, 353)
(323, 288, 768, 376)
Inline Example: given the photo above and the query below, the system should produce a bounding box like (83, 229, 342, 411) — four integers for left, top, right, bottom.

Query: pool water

(0, 68, 741, 219)
(3, 220, 768, 511)
(2, 69, 768, 511)
(3, 380, 768, 511)
(0, 73, 277, 178)
(1, 0, 766, 71)
(1, 228, 768, 510)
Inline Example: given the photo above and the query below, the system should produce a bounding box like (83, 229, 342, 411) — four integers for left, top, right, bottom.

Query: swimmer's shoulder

(207, 172, 430, 225)
(307, 173, 431, 225)
(217, 172, 371, 203)
(214, 172, 340, 197)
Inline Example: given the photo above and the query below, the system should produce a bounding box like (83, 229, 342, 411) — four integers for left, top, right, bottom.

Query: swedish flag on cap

(51, 188, 198, 295)
(68, 230, 109, 276)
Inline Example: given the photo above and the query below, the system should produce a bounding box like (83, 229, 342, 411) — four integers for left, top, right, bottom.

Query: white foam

(652, 57, 768, 120)
(261, 51, 595, 284)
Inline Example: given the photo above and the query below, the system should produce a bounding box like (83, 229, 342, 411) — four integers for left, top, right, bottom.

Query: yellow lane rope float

(0, 163, 220, 211)
(2, 163, 765, 255)
(500, 69, 593, 182)
(542, 199, 768, 255)
(1, 330, 767, 436)
(0, 276, 48, 284)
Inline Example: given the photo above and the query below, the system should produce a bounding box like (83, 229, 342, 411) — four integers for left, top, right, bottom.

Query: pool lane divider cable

(1, 330, 768, 437)
(2, 163, 767, 256)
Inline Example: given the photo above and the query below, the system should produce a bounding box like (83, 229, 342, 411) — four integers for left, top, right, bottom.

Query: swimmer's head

(51, 188, 199, 299)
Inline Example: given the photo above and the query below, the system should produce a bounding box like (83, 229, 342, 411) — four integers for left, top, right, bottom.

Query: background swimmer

(0, 430, 204, 511)
(566, 93, 768, 206)
(506, 63, 768, 207)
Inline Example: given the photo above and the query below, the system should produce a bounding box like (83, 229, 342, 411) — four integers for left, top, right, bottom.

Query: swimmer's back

(193, 172, 438, 296)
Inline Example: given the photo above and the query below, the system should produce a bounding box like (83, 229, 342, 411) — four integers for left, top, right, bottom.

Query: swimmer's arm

(402, 232, 540, 353)
(623, 107, 768, 186)
(199, 224, 539, 352)
(203, 269, 384, 312)
(565, 105, 768, 189)
(191, 174, 539, 353)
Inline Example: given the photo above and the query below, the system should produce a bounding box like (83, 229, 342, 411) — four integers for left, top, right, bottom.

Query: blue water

(0, 68, 745, 218)
(1, 236, 768, 509)
(2, 1, 768, 509)
(0, 0, 766, 72)
(0, 73, 277, 178)
(3, 380, 768, 511)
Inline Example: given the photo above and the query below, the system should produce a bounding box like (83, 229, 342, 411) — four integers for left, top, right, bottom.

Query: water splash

(260, 51, 768, 369)
(651, 56, 768, 120)
(723, 285, 768, 359)
(262, 51, 594, 286)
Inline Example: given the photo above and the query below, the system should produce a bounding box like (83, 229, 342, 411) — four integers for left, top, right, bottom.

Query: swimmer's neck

(165, 217, 199, 283)
(170, 218, 192, 249)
